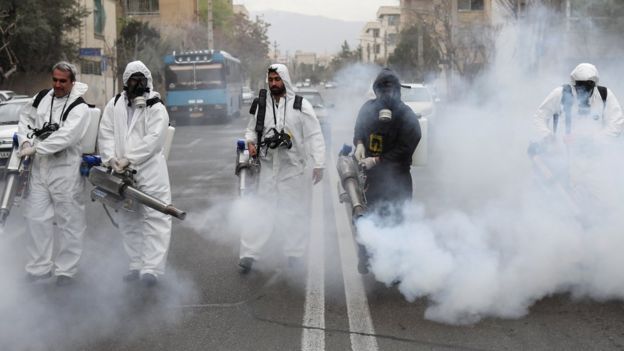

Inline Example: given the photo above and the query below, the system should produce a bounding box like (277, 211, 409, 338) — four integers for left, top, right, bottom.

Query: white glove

(354, 143, 366, 161)
(18, 143, 36, 157)
(359, 157, 378, 170)
(111, 158, 130, 173)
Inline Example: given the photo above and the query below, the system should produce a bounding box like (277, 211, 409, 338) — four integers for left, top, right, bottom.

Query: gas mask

(375, 80, 400, 121)
(378, 109, 392, 122)
(574, 80, 595, 115)
(125, 73, 150, 108)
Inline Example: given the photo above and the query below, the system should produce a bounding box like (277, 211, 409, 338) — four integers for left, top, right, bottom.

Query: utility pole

(273, 41, 279, 61)
(207, 0, 214, 49)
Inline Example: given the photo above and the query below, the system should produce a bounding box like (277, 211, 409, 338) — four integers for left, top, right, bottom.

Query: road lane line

(328, 155, 379, 351)
(302, 181, 325, 350)
(174, 138, 201, 149)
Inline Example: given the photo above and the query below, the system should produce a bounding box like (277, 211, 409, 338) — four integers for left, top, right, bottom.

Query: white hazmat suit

(240, 63, 325, 261)
(534, 63, 624, 139)
(17, 82, 90, 278)
(533, 63, 624, 212)
(98, 61, 172, 277)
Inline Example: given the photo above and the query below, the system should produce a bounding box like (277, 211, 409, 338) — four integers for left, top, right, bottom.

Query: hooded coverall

(98, 61, 172, 277)
(17, 82, 90, 278)
(240, 63, 325, 260)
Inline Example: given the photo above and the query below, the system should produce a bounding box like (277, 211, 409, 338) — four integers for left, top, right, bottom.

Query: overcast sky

(234, 0, 400, 22)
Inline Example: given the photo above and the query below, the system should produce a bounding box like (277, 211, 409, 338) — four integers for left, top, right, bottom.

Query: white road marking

(301, 181, 325, 350)
(328, 155, 379, 351)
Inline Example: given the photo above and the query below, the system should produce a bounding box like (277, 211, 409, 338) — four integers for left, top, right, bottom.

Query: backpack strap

(255, 89, 267, 143)
(62, 97, 87, 122)
(554, 84, 574, 135)
(293, 95, 303, 111)
(597, 85, 607, 103)
(146, 97, 162, 107)
(113, 93, 122, 106)
(32, 88, 51, 108)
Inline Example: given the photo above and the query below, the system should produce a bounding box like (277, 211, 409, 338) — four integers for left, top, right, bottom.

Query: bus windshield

(165, 63, 224, 90)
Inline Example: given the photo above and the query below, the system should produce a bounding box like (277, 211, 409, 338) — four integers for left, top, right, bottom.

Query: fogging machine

(336, 144, 367, 219)
(88, 165, 186, 220)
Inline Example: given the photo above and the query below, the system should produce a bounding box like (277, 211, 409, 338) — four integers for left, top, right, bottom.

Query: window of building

(569, 0, 624, 18)
(371, 28, 380, 38)
(80, 59, 102, 75)
(374, 44, 380, 54)
(125, 0, 159, 15)
(387, 15, 399, 26)
(458, 0, 484, 11)
(94, 0, 106, 36)
(387, 33, 398, 46)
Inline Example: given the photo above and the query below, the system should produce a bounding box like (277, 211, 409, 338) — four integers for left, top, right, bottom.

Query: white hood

(267, 63, 295, 99)
(123, 60, 154, 90)
(69, 81, 88, 100)
(570, 63, 599, 85)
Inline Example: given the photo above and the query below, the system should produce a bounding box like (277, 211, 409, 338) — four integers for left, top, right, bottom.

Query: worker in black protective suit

(353, 68, 421, 273)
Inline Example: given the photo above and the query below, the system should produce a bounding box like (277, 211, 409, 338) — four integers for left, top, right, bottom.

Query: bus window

(165, 65, 194, 90)
(195, 64, 224, 89)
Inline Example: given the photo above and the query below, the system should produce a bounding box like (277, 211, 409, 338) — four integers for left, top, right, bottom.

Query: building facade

(360, 6, 401, 64)
(76, 0, 118, 108)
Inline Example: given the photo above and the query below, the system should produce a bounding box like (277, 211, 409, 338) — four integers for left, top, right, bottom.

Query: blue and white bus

(164, 50, 243, 123)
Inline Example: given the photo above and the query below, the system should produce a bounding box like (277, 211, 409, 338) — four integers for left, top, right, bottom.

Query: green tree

(388, 24, 441, 81)
(0, 0, 88, 80)
(329, 40, 361, 75)
(116, 19, 165, 91)
(217, 14, 270, 89)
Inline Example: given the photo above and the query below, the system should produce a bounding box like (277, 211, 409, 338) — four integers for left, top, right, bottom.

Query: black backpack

(249, 90, 303, 142)
(32, 88, 93, 122)
(553, 84, 607, 134)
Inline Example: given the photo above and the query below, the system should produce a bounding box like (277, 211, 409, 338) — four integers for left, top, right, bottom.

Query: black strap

(556, 84, 608, 135)
(62, 97, 86, 122)
(32, 89, 51, 108)
(255, 89, 267, 143)
(146, 97, 162, 107)
(597, 85, 607, 103)
(250, 98, 259, 115)
(293, 95, 303, 111)
(113, 93, 122, 106)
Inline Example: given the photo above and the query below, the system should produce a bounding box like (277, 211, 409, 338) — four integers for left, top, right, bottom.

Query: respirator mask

(125, 73, 150, 108)
(375, 80, 399, 122)
(574, 80, 595, 115)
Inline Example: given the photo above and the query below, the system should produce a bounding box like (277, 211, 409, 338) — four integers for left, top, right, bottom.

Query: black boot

(238, 257, 254, 274)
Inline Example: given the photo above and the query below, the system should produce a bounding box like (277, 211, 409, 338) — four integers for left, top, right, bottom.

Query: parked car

(0, 98, 30, 169)
(295, 88, 332, 143)
(0, 90, 16, 102)
(242, 87, 255, 105)
(324, 81, 337, 89)
(401, 83, 437, 120)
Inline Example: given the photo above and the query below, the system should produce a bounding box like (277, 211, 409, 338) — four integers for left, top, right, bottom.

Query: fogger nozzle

(336, 154, 367, 218)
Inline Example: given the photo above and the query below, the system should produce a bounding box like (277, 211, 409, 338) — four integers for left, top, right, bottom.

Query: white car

(241, 87, 255, 105)
(401, 83, 436, 120)
(0, 98, 30, 169)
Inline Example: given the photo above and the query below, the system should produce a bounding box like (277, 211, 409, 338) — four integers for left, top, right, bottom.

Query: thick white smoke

(354, 4, 624, 324)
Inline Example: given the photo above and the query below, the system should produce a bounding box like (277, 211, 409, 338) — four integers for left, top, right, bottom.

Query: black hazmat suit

(353, 68, 421, 212)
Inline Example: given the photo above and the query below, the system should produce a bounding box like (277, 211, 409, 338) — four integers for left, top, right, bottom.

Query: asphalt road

(1, 97, 624, 351)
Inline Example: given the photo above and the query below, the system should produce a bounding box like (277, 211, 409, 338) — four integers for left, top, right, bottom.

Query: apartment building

(360, 6, 401, 64)
(76, 0, 118, 107)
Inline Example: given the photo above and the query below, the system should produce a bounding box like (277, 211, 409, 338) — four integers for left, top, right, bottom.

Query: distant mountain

(251, 10, 365, 56)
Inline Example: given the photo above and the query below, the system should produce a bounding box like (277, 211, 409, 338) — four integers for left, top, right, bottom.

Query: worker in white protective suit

(98, 61, 172, 287)
(533, 63, 624, 216)
(17, 61, 90, 286)
(238, 63, 325, 274)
